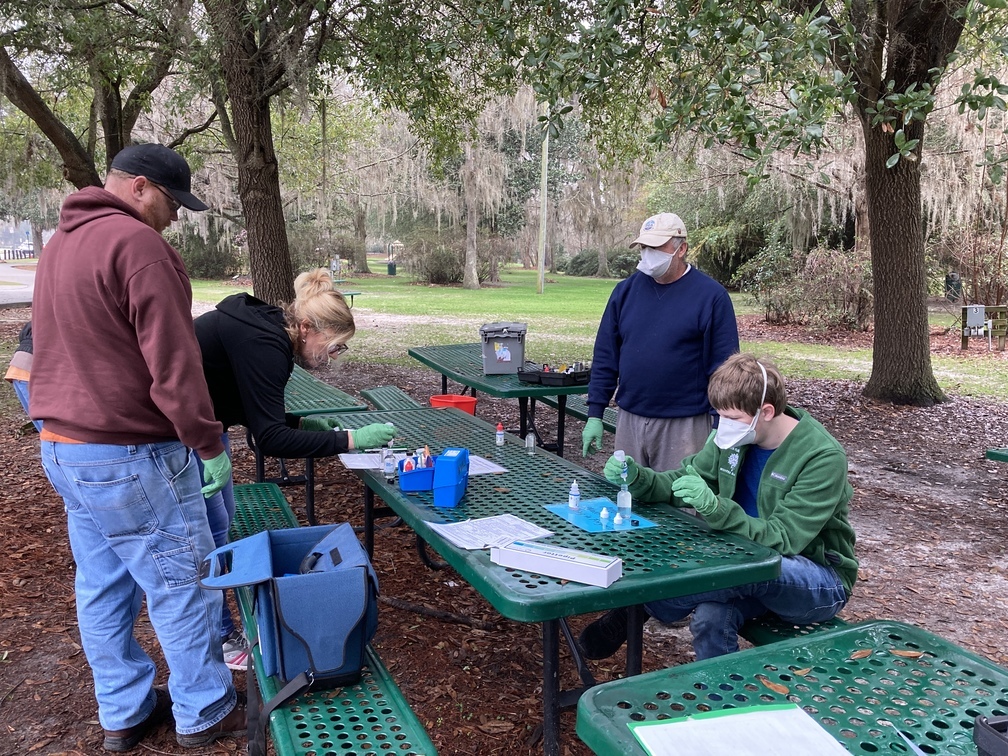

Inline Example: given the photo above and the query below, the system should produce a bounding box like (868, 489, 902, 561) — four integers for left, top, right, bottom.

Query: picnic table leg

(364, 485, 376, 558)
(625, 604, 644, 676)
(542, 618, 560, 756)
(555, 395, 567, 458)
(519, 397, 529, 438)
(305, 457, 316, 526)
(440, 373, 448, 395)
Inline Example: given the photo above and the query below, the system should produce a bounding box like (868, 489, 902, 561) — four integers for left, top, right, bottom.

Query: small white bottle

(382, 441, 396, 482)
(568, 479, 580, 510)
(496, 422, 505, 446)
(614, 449, 632, 520)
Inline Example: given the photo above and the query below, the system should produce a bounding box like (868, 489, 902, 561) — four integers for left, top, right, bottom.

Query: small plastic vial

(599, 507, 610, 520)
(496, 422, 505, 446)
(613, 512, 624, 525)
(526, 433, 536, 455)
(568, 479, 580, 510)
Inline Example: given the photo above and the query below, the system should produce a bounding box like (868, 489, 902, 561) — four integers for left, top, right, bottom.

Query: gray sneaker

(222, 630, 249, 671)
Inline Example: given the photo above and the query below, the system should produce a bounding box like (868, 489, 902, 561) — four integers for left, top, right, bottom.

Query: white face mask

(713, 362, 768, 449)
(714, 415, 759, 449)
(636, 246, 674, 278)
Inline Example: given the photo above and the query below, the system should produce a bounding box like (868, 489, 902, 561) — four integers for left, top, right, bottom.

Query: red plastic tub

(430, 394, 477, 415)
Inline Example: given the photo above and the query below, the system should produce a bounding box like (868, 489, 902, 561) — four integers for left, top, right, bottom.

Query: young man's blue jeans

(645, 555, 847, 660)
(40, 440, 237, 734)
(198, 434, 237, 640)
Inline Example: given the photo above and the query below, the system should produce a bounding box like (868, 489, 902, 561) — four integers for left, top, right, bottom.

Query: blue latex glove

(351, 422, 396, 449)
(671, 465, 718, 516)
(301, 416, 341, 432)
(603, 453, 639, 486)
(200, 451, 232, 498)
(582, 418, 604, 457)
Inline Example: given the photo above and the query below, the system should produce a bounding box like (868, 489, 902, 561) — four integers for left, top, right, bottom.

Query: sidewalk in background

(0, 260, 35, 308)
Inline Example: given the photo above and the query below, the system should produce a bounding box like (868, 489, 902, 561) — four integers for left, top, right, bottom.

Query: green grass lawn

(190, 267, 1006, 399)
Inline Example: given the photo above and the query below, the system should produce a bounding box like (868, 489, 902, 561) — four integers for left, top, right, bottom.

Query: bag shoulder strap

(246, 638, 314, 756)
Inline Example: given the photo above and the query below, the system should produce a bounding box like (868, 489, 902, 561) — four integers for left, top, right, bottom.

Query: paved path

(0, 260, 35, 308)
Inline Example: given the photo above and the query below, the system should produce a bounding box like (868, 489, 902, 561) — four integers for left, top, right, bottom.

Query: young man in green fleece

(579, 352, 858, 661)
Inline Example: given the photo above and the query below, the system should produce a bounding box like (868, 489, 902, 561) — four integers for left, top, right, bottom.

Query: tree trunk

(462, 144, 480, 290)
(204, 0, 294, 305)
(351, 198, 372, 274)
(860, 117, 945, 405)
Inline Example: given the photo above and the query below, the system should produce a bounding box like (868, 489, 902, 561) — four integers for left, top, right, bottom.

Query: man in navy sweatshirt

(582, 212, 739, 471)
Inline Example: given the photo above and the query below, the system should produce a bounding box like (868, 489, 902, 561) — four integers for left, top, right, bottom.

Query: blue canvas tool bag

(199, 524, 378, 755)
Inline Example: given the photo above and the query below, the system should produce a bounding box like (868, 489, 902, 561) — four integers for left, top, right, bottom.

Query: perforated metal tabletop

(327, 407, 781, 623)
(408, 343, 590, 456)
(284, 365, 368, 417)
(409, 343, 590, 398)
(229, 484, 436, 756)
(577, 619, 1008, 755)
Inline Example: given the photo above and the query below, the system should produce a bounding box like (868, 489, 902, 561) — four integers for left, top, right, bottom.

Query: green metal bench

(361, 385, 423, 411)
(987, 447, 1008, 463)
(229, 483, 436, 756)
(250, 365, 369, 525)
(739, 614, 849, 646)
(537, 394, 618, 433)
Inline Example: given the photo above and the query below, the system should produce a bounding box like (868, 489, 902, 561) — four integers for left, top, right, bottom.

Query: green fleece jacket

(628, 407, 858, 597)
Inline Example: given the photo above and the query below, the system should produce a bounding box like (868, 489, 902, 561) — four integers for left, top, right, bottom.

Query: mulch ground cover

(2, 307, 1008, 755)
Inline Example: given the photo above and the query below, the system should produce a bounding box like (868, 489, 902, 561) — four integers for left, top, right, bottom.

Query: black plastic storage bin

(976, 715, 1008, 756)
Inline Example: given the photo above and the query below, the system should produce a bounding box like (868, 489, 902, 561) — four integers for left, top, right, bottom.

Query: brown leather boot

(102, 685, 173, 752)
(176, 692, 247, 748)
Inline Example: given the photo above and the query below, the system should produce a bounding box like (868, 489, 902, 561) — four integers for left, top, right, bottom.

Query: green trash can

(387, 262, 397, 276)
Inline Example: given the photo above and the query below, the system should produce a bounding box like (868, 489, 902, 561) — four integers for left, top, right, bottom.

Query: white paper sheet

(338, 452, 406, 470)
(338, 452, 506, 474)
(427, 514, 552, 550)
(628, 704, 849, 756)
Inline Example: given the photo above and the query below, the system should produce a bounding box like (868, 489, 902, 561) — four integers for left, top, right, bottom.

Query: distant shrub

(734, 241, 872, 330)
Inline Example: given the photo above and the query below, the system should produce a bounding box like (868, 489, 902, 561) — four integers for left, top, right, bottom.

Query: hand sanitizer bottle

(496, 422, 505, 446)
(568, 479, 580, 510)
(614, 450, 632, 520)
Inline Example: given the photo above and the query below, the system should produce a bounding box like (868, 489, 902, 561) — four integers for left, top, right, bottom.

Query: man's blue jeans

(40, 440, 236, 734)
(645, 555, 848, 660)
(198, 434, 236, 639)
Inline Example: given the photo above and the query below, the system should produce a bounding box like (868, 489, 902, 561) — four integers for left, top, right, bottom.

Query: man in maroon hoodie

(31, 144, 245, 751)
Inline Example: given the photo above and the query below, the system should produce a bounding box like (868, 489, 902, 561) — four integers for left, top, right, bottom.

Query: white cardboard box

(490, 540, 622, 587)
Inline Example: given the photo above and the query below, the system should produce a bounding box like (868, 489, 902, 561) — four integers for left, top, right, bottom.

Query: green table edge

(229, 484, 436, 756)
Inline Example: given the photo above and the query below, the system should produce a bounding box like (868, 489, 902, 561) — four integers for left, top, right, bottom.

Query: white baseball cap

(631, 213, 687, 247)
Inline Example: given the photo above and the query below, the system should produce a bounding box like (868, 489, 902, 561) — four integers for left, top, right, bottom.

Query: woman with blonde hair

(194, 269, 395, 667)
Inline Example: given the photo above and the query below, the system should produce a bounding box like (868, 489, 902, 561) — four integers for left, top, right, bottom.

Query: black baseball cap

(110, 144, 208, 211)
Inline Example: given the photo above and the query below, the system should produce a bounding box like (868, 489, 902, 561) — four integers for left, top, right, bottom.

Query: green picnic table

(986, 447, 1008, 463)
(408, 342, 589, 457)
(322, 406, 781, 756)
(250, 365, 368, 524)
(576, 619, 1008, 755)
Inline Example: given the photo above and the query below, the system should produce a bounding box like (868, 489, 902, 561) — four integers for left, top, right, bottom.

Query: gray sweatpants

(613, 408, 712, 473)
